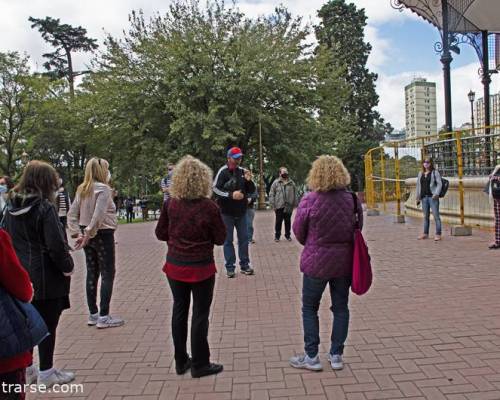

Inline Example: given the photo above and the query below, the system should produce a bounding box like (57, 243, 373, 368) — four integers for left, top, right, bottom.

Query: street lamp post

(468, 90, 475, 132)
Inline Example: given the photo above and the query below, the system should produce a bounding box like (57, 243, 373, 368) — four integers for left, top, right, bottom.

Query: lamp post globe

(467, 90, 475, 132)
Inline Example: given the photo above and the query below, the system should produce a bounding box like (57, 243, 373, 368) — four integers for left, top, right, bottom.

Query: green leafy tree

(315, 0, 382, 189)
(29, 16, 98, 98)
(85, 1, 318, 192)
(0, 52, 48, 176)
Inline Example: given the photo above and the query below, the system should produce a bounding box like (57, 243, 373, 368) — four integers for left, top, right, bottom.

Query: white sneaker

(289, 354, 323, 371)
(25, 365, 38, 385)
(87, 313, 99, 326)
(327, 353, 344, 370)
(97, 315, 125, 329)
(38, 369, 75, 388)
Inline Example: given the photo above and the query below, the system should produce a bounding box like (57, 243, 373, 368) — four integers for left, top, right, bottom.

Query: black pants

(275, 208, 292, 239)
(59, 216, 67, 229)
(31, 300, 65, 371)
(0, 368, 26, 400)
(167, 276, 215, 370)
(59, 216, 68, 242)
(126, 209, 134, 223)
(83, 230, 116, 316)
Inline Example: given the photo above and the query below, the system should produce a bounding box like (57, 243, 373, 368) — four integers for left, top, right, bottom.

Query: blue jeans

(246, 208, 255, 242)
(422, 196, 442, 235)
(222, 214, 250, 272)
(302, 275, 351, 358)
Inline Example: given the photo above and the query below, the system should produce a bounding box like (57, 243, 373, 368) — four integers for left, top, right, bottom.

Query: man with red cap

(213, 147, 256, 278)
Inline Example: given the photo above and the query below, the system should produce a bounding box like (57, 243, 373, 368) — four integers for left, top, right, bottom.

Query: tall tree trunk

(65, 49, 75, 99)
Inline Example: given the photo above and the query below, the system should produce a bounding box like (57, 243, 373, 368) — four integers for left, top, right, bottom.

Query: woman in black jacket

(4, 160, 75, 388)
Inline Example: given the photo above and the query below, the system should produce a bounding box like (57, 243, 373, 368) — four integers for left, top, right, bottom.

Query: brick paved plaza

(29, 211, 500, 400)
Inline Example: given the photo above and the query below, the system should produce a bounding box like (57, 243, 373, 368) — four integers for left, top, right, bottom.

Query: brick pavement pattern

(28, 211, 500, 400)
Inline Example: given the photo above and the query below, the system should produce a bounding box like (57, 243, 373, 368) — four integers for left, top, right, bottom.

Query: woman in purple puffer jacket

(289, 155, 363, 372)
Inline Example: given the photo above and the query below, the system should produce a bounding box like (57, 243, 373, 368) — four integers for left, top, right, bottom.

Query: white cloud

(3, 0, 488, 132)
(376, 62, 500, 130)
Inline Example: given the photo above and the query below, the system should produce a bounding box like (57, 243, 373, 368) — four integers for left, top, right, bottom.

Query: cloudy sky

(1, 0, 499, 130)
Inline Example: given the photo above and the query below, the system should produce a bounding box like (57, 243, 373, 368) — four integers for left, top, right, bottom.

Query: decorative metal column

(441, 0, 453, 132)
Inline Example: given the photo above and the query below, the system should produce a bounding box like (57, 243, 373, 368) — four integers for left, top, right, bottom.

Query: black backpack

(433, 171, 449, 198)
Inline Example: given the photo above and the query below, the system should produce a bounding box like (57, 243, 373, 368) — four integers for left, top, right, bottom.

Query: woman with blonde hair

(155, 155, 226, 378)
(68, 158, 124, 329)
(290, 155, 363, 372)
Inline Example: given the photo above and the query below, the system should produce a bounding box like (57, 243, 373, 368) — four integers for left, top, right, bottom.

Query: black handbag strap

(350, 192, 360, 230)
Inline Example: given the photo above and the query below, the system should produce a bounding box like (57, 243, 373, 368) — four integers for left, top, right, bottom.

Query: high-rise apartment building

(405, 78, 438, 142)
(475, 92, 500, 134)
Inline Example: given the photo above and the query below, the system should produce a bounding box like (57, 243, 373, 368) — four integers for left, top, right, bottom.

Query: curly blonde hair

(169, 155, 213, 200)
(307, 155, 351, 192)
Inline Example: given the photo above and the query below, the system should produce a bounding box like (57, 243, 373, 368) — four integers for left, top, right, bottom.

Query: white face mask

(0, 185, 6, 194)
(107, 171, 112, 183)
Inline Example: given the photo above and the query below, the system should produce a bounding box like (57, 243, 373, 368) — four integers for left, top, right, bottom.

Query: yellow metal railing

(364, 125, 500, 226)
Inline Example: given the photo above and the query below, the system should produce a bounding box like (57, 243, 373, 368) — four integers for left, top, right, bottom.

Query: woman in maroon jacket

(0, 229, 34, 400)
(155, 155, 226, 378)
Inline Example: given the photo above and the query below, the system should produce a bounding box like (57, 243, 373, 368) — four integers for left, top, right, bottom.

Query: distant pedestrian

(161, 163, 174, 203)
(269, 167, 298, 242)
(0, 176, 13, 221)
(140, 196, 149, 221)
(4, 161, 75, 387)
(68, 157, 125, 329)
(125, 197, 135, 223)
(416, 158, 443, 241)
(486, 164, 500, 249)
(213, 147, 256, 278)
(155, 155, 226, 378)
(290, 155, 362, 372)
(244, 169, 258, 244)
(56, 178, 71, 230)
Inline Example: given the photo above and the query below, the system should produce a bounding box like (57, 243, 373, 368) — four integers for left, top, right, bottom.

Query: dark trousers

(59, 216, 68, 241)
(494, 199, 500, 244)
(59, 216, 67, 229)
(0, 368, 26, 400)
(126, 209, 134, 223)
(275, 208, 292, 239)
(83, 230, 116, 316)
(167, 276, 215, 370)
(31, 300, 63, 371)
(221, 214, 250, 271)
(302, 275, 351, 358)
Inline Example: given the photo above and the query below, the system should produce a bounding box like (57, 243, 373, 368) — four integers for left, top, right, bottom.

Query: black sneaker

(286, 237, 292, 242)
(176, 358, 191, 375)
(226, 271, 236, 278)
(191, 363, 223, 378)
(274, 238, 280, 242)
(241, 267, 255, 276)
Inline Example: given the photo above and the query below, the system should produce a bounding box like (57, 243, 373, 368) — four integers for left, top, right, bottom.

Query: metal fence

(364, 125, 500, 224)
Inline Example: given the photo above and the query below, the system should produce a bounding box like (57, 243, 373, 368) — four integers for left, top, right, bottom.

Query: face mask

(281, 173, 289, 179)
(0, 185, 6, 194)
(423, 163, 430, 168)
(107, 171, 112, 182)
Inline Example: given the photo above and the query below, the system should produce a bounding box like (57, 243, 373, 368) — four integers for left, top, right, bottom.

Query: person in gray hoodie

(416, 158, 443, 241)
(269, 167, 298, 242)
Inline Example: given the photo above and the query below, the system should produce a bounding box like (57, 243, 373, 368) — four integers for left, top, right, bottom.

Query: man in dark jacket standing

(269, 167, 298, 242)
(213, 147, 256, 278)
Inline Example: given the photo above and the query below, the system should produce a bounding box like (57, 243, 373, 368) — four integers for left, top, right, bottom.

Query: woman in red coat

(0, 229, 33, 400)
(155, 155, 226, 378)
